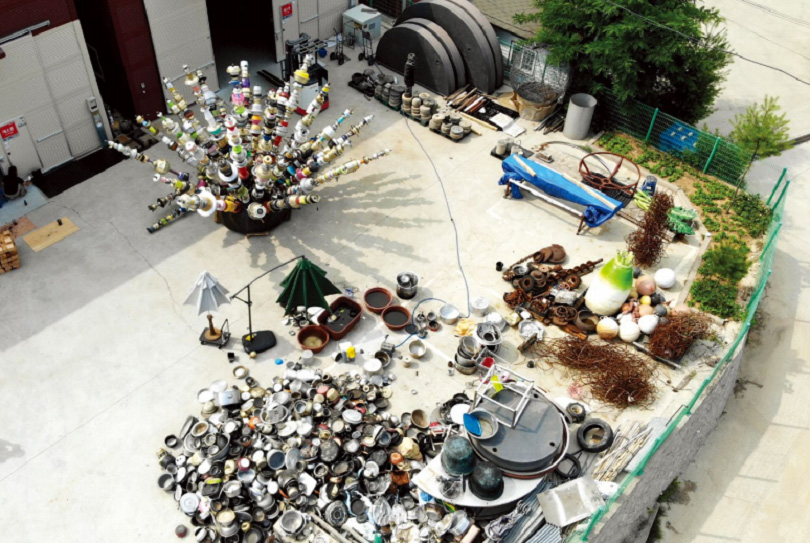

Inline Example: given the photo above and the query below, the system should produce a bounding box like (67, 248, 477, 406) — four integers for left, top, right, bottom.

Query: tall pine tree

(516, 0, 731, 123)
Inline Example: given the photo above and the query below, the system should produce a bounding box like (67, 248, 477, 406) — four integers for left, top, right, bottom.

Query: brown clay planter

(364, 287, 393, 314)
(381, 305, 411, 331)
(297, 325, 331, 354)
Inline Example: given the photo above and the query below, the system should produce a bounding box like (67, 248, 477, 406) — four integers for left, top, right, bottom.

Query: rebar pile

(626, 192, 673, 267)
(648, 310, 713, 361)
(537, 337, 657, 408)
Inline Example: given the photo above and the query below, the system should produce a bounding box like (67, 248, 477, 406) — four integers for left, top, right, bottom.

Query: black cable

(404, 118, 472, 318)
(732, 0, 810, 29)
(600, 0, 810, 87)
(725, 18, 810, 64)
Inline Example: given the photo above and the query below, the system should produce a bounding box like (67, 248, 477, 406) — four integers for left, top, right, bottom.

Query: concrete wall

(587, 338, 747, 543)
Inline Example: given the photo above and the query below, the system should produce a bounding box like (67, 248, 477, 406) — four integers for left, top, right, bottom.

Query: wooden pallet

(0, 231, 20, 273)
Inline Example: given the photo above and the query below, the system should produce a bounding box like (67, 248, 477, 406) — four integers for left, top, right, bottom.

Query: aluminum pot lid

(278, 421, 297, 438)
(223, 480, 242, 497)
(342, 410, 362, 424)
(180, 493, 201, 514)
(263, 405, 288, 424)
(370, 375, 384, 387)
(285, 448, 302, 471)
(343, 439, 360, 454)
(198, 389, 214, 403)
(179, 416, 198, 439)
(320, 440, 340, 462)
(210, 380, 228, 393)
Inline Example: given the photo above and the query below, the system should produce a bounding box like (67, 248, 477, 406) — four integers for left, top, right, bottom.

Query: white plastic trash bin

(563, 93, 598, 140)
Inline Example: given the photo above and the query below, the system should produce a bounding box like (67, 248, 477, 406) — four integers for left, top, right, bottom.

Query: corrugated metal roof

(471, 0, 540, 39)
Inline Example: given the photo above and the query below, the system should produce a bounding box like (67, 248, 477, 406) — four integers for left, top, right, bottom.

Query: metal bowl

(439, 304, 460, 325)
(408, 339, 426, 359)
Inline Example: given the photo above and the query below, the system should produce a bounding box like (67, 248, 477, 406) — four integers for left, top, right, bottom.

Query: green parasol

(276, 257, 341, 315)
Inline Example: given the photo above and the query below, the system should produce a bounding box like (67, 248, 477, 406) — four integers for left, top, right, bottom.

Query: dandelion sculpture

(108, 57, 391, 234)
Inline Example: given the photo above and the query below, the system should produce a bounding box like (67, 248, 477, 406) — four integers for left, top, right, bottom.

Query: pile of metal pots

(454, 322, 504, 375)
(157, 367, 458, 543)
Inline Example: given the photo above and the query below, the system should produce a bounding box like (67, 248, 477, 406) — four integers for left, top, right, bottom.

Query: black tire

(566, 402, 586, 423)
(577, 419, 614, 453)
(555, 453, 582, 479)
(330, 52, 337, 60)
(359, 52, 365, 61)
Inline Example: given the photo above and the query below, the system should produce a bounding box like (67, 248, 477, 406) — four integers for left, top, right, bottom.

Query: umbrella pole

(246, 284, 254, 340)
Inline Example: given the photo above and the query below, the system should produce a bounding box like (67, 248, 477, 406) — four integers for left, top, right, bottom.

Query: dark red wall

(0, 0, 78, 37)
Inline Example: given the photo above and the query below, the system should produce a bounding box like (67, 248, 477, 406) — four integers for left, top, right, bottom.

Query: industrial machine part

(396, 0, 500, 92)
(375, 23, 458, 95)
(402, 19, 466, 91)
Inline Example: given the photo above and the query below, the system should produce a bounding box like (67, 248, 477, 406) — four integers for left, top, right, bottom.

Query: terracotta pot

(363, 287, 393, 314)
(297, 326, 330, 354)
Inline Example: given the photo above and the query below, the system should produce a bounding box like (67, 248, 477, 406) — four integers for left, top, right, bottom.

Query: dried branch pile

(626, 192, 673, 268)
(537, 337, 657, 408)
(648, 310, 713, 360)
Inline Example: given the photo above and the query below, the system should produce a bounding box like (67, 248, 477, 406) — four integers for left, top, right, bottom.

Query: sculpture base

(242, 331, 277, 354)
(218, 208, 293, 234)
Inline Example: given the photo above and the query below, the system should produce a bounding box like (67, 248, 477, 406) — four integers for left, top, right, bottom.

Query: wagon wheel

(578, 152, 642, 196)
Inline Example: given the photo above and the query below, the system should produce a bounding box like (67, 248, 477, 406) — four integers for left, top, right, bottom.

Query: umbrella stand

(199, 317, 231, 348)
(230, 255, 305, 354)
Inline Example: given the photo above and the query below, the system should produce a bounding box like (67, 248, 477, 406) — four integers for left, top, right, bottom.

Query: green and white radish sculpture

(585, 251, 634, 316)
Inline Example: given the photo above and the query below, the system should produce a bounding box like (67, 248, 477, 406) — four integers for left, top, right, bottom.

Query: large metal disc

(375, 23, 457, 95)
(440, 0, 504, 88)
(403, 18, 466, 91)
(397, 0, 497, 93)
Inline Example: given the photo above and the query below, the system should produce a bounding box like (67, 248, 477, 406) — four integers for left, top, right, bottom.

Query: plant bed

(596, 131, 775, 320)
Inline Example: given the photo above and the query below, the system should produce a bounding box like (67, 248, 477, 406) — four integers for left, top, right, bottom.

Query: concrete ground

(0, 54, 704, 539)
(659, 0, 810, 541)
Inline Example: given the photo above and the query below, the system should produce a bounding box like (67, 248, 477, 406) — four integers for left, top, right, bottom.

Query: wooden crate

(0, 231, 20, 273)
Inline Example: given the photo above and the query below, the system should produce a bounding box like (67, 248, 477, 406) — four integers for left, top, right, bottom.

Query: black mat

(33, 148, 125, 198)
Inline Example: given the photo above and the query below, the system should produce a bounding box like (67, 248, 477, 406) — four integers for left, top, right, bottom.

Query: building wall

(588, 338, 746, 543)
(0, 0, 77, 37)
(0, 18, 113, 176)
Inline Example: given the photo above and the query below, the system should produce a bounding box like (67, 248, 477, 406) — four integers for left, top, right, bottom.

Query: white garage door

(142, 0, 218, 105)
(0, 22, 110, 176)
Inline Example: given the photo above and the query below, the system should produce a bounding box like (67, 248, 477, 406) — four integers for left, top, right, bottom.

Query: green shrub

(699, 244, 751, 284)
(689, 279, 744, 319)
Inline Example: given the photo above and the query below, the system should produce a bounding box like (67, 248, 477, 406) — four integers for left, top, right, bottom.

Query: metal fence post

(760, 224, 782, 261)
(772, 179, 791, 211)
(767, 168, 787, 205)
(644, 108, 659, 143)
(703, 136, 721, 173)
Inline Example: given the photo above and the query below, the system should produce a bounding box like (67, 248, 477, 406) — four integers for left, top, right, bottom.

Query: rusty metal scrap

(535, 337, 658, 409)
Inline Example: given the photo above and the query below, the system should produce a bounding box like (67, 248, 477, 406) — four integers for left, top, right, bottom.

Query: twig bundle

(537, 337, 657, 408)
(627, 192, 674, 267)
(648, 310, 713, 360)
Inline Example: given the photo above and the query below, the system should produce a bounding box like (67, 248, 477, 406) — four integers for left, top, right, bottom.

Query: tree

(727, 96, 791, 204)
(728, 96, 792, 162)
(515, 0, 732, 123)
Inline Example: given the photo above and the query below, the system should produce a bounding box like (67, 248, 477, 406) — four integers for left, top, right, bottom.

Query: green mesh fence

(498, 44, 752, 186)
(598, 90, 752, 185)
(574, 172, 789, 542)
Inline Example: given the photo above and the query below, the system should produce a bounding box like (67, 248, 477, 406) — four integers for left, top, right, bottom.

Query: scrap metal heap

(109, 58, 390, 233)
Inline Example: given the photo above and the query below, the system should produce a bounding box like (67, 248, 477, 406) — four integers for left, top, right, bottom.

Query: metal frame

(472, 362, 537, 429)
